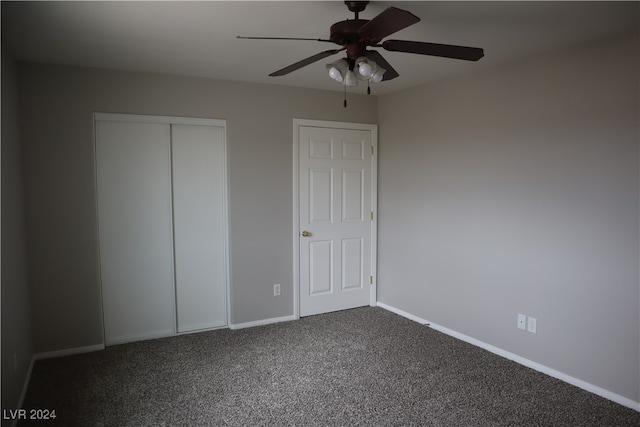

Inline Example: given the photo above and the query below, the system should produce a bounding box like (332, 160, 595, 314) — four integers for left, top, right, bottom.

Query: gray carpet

(21, 307, 639, 426)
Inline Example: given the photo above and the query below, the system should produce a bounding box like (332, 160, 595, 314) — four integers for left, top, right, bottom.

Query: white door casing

(95, 113, 229, 345)
(294, 120, 378, 318)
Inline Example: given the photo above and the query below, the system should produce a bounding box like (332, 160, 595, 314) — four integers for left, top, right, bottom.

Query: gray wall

(377, 31, 639, 402)
(1, 49, 34, 415)
(9, 30, 639, 409)
(17, 64, 377, 353)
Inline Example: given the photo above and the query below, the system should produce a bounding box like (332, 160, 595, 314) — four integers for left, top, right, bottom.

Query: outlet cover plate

(517, 314, 526, 330)
(527, 317, 537, 333)
(273, 283, 281, 296)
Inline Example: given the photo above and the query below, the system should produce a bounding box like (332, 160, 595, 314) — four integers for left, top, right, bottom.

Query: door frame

(292, 118, 378, 319)
(93, 112, 231, 344)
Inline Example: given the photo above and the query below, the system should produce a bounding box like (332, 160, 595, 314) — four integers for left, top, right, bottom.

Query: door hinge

(370, 211, 373, 221)
(371, 146, 374, 155)
(369, 275, 373, 284)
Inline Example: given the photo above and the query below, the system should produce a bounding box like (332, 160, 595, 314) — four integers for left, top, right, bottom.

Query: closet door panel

(96, 121, 176, 344)
(172, 124, 227, 332)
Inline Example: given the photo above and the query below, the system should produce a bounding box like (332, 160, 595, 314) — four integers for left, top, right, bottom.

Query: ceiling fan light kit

(355, 56, 385, 82)
(327, 56, 385, 86)
(327, 58, 349, 83)
(239, 1, 484, 104)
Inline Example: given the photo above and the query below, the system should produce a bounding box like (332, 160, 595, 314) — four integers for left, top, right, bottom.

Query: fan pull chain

(343, 82, 347, 108)
(367, 81, 371, 95)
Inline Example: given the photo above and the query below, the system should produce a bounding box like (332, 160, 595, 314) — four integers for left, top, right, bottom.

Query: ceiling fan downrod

(344, 1, 369, 20)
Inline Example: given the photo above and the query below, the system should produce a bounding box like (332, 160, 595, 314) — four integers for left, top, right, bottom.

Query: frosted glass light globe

(344, 70, 358, 87)
(358, 62, 373, 78)
(329, 67, 343, 82)
(372, 68, 386, 83)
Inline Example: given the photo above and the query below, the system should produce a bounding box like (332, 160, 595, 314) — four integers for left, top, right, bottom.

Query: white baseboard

(229, 314, 296, 330)
(15, 343, 106, 427)
(106, 329, 176, 346)
(376, 302, 640, 412)
(33, 343, 105, 361)
(16, 355, 35, 425)
(177, 322, 226, 334)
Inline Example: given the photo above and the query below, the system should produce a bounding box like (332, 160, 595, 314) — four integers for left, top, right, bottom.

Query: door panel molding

(293, 119, 378, 319)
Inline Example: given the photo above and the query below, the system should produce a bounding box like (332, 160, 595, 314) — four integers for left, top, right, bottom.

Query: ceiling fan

(238, 1, 484, 93)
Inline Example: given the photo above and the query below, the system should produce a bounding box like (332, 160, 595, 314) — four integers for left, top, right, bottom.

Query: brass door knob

(301, 230, 310, 237)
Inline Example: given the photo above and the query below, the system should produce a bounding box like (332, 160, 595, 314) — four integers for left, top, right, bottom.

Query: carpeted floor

(21, 307, 639, 426)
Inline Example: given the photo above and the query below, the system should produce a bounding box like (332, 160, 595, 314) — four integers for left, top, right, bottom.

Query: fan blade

(237, 36, 334, 43)
(383, 40, 484, 61)
(269, 49, 344, 77)
(365, 50, 399, 81)
(358, 7, 420, 42)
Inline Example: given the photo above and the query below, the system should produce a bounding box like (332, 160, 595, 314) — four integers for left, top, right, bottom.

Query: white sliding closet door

(96, 114, 228, 346)
(96, 120, 177, 345)
(172, 125, 227, 332)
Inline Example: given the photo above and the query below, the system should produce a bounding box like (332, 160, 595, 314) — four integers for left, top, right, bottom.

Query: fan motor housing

(329, 20, 368, 44)
(330, 19, 370, 60)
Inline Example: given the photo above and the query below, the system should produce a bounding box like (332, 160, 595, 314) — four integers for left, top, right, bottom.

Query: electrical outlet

(517, 314, 526, 330)
(527, 317, 537, 334)
(273, 284, 281, 296)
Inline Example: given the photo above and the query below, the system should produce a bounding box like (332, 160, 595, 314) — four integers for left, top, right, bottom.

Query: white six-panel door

(297, 123, 376, 317)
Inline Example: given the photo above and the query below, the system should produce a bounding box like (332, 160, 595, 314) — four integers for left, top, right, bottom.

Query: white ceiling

(2, 1, 638, 95)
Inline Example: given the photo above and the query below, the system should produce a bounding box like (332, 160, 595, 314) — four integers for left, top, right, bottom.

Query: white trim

(229, 315, 296, 330)
(34, 343, 105, 361)
(94, 112, 231, 344)
(92, 115, 107, 347)
(292, 120, 301, 320)
(369, 125, 378, 307)
(376, 302, 430, 326)
(168, 128, 180, 343)
(177, 322, 227, 334)
(93, 112, 225, 128)
(377, 302, 640, 412)
(15, 344, 105, 426)
(106, 329, 175, 346)
(16, 356, 35, 424)
(222, 124, 232, 330)
(292, 119, 378, 318)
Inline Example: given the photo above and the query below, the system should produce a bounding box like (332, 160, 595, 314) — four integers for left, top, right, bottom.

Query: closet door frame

(94, 113, 230, 344)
